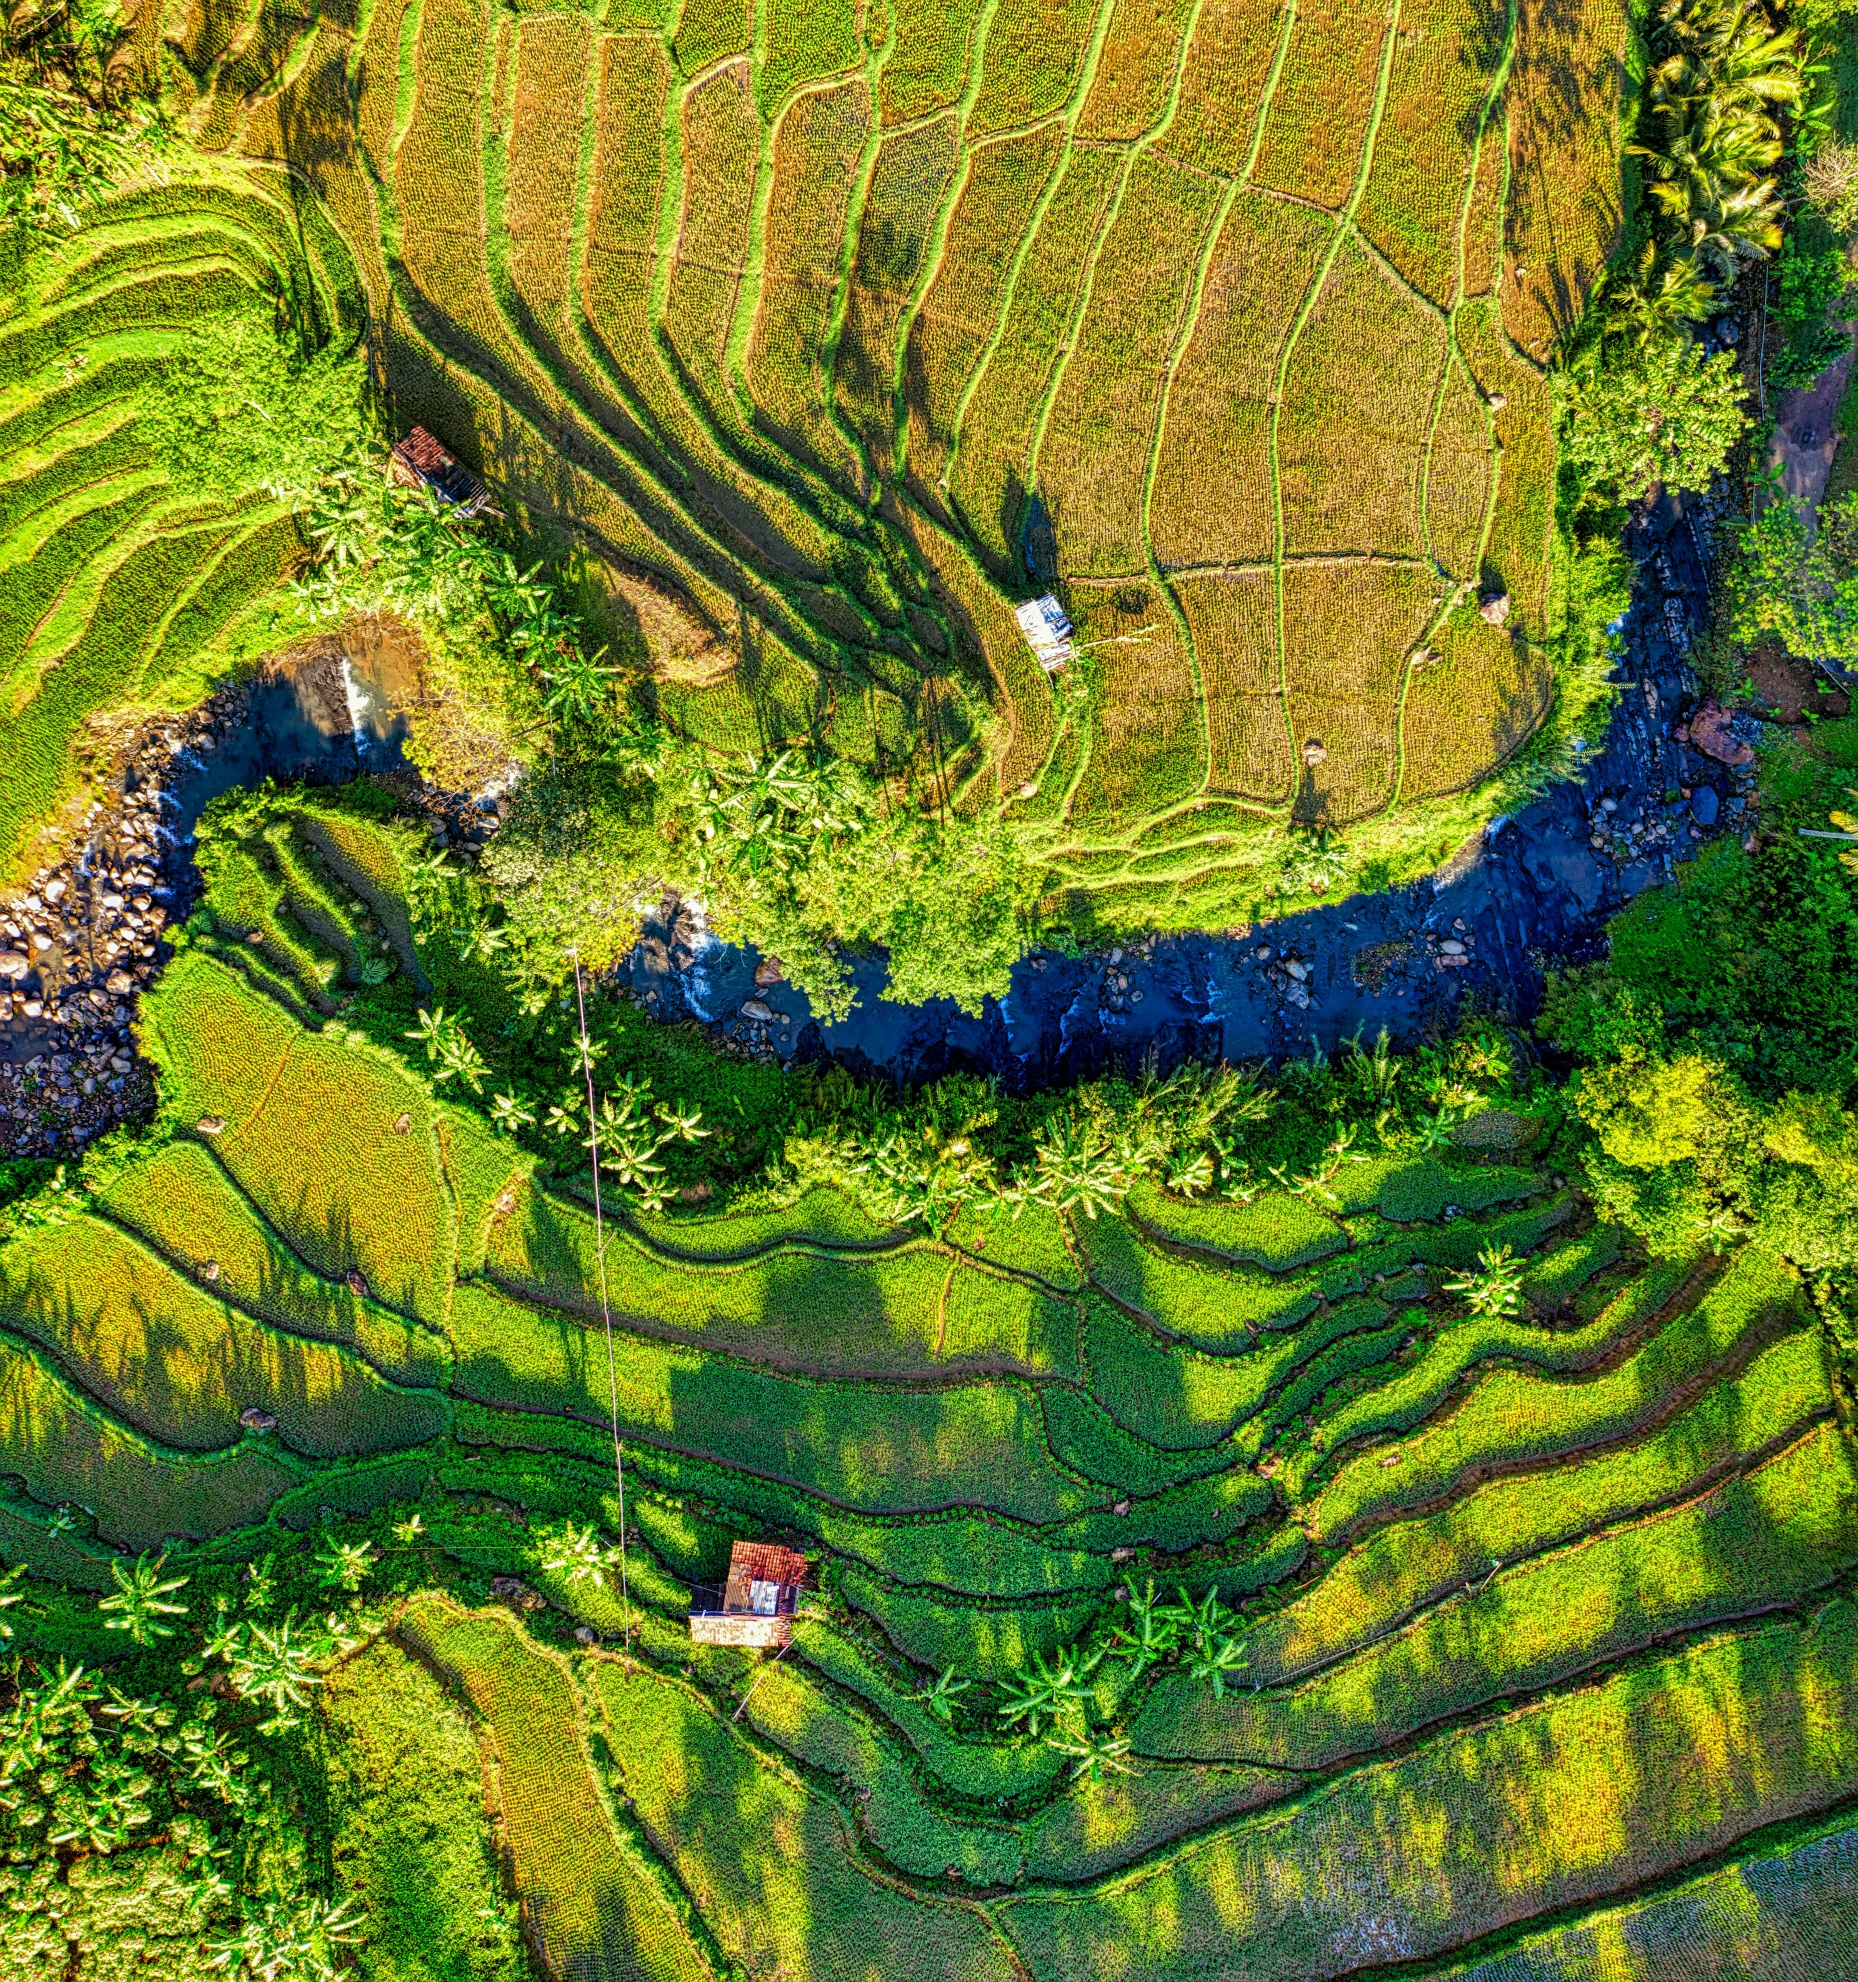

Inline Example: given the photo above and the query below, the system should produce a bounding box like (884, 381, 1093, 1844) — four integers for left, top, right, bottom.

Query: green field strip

(1041, 1377, 1241, 1495)
(1125, 1180, 1347, 1271)
(1140, 1419, 1858, 1774)
(795, 1613, 1072, 1800)
(1304, 1249, 1794, 1543)
(0, 1328, 297, 1551)
(1421, 1803, 1858, 1981)
(0, 1213, 447, 1462)
(0, 1497, 117, 1591)
(447, 1275, 1105, 1524)
(1022, 1755, 1296, 1884)
(142, 952, 458, 1327)
(594, 1653, 1017, 1982)
(9, 486, 235, 689)
(1001, 1608, 1858, 1977)
(1075, 1209, 1323, 1344)
(1250, 1328, 1838, 1690)
(0, 259, 274, 388)
(1080, 1286, 1397, 1452)
(0, 403, 147, 540)
(0, 329, 190, 453)
(397, 1597, 713, 1982)
(944, 1201, 1080, 1291)
(623, 1185, 902, 1261)
(841, 1561, 1105, 1682)
(734, 1654, 1027, 1884)
(0, 478, 167, 696)
(27, 211, 307, 316)
(135, 507, 303, 699)
(94, 1138, 452, 1390)
(1, 505, 251, 869)
(488, 1176, 1080, 1381)
(293, 809, 429, 989)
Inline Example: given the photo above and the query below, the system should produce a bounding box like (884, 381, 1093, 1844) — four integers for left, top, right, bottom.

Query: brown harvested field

(1063, 584, 1206, 828)
(1281, 559, 1435, 822)
(208, 0, 1622, 894)
(968, 0, 1103, 134)
(1503, 0, 1631, 359)
(664, 58, 760, 415)
(1460, 110, 1505, 298)
(881, 0, 987, 121)
(503, 15, 588, 338)
(672, 0, 751, 73)
(947, 145, 1122, 573)
(902, 125, 1066, 503)
(1250, 0, 1391, 209)
(835, 115, 963, 480)
(1158, 0, 1291, 173)
(1457, 295, 1555, 633)
(1424, 354, 1495, 579)
(1399, 609, 1553, 802)
(1151, 191, 1328, 568)
(746, 79, 871, 491)
(1355, 0, 1505, 307)
(1177, 569, 1295, 801)
(1075, 0, 1199, 141)
(1037, 154, 1221, 577)
(1277, 240, 1445, 560)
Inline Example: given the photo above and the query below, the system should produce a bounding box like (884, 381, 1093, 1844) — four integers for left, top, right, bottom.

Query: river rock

(741, 998, 773, 1022)
(0, 953, 28, 982)
(239, 1407, 277, 1432)
(753, 957, 784, 987)
(1685, 697, 1754, 767)
(1691, 784, 1720, 827)
(196, 1115, 226, 1135)
(105, 971, 133, 995)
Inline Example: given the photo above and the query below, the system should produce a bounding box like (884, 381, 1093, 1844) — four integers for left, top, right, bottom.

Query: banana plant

(914, 1667, 971, 1724)
(97, 1554, 189, 1646)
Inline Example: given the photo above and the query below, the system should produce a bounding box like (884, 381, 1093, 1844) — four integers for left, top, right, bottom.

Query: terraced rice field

(7, 849, 1855, 1976)
(6, 0, 1633, 912)
(0, 164, 349, 869)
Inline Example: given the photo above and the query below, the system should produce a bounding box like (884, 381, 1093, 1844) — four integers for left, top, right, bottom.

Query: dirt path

(1765, 324, 1856, 519)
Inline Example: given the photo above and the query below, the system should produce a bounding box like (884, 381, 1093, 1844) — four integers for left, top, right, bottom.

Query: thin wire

(571, 950, 631, 1652)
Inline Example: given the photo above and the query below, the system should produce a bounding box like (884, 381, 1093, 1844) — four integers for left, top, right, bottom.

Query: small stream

(624, 489, 1760, 1086)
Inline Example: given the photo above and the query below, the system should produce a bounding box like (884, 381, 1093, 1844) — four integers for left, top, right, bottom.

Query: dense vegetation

(7, 0, 1858, 1974)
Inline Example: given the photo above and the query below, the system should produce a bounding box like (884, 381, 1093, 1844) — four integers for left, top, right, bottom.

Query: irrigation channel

(0, 486, 1764, 1155)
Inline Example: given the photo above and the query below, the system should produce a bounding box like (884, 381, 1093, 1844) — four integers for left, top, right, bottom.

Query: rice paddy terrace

(2, 0, 1630, 907)
(5, 805, 1858, 1978)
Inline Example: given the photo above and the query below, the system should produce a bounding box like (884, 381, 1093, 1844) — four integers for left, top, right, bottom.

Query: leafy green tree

(1726, 493, 1858, 662)
(1564, 339, 1749, 500)
(135, 310, 367, 509)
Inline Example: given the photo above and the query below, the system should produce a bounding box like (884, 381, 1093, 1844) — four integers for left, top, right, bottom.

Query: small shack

(388, 426, 497, 519)
(688, 1541, 807, 1649)
(1014, 593, 1075, 673)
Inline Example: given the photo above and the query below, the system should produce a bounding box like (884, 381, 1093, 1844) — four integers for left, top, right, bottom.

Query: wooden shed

(688, 1541, 807, 1649)
(388, 426, 497, 519)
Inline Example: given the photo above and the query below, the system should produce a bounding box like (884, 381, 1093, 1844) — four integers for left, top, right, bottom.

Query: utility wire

(570, 949, 631, 1652)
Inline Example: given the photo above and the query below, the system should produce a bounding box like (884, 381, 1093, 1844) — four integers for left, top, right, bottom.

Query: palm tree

(97, 1555, 189, 1646)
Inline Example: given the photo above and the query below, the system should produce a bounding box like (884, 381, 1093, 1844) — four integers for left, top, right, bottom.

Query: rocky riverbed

(0, 635, 420, 1160)
(0, 486, 1772, 1157)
